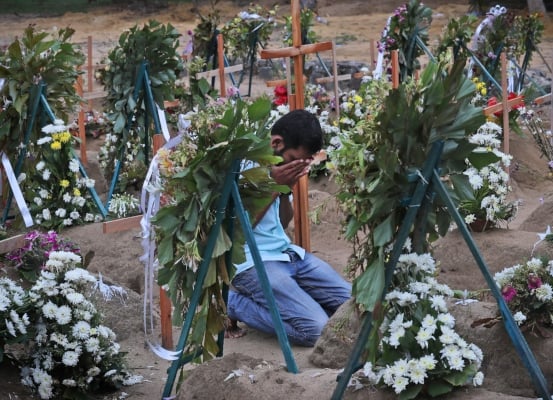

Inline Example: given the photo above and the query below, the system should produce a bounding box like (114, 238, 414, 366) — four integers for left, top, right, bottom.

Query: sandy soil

(1, 1, 553, 399)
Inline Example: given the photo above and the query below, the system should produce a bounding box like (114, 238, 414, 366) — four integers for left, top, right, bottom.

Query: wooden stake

(260, 1, 336, 251)
(501, 52, 510, 164)
(392, 50, 400, 89)
(152, 134, 173, 349)
(217, 33, 226, 96)
(75, 74, 88, 165)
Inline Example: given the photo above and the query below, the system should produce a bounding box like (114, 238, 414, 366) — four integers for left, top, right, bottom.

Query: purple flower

(501, 285, 517, 302)
(527, 274, 542, 290)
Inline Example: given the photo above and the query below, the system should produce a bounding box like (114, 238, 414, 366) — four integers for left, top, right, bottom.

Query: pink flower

(501, 285, 517, 302)
(527, 274, 542, 290)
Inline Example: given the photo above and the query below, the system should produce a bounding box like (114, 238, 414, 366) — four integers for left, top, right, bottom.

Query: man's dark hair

(271, 109, 323, 155)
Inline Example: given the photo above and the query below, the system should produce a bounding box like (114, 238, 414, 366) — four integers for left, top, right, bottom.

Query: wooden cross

(260, 0, 334, 251)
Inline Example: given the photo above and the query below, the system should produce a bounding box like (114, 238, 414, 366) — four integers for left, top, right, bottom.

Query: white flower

(42, 301, 57, 319)
(407, 361, 427, 385)
(37, 137, 52, 145)
(391, 375, 409, 394)
(513, 311, 527, 326)
(36, 161, 46, 171)
(62, 379, 77, 387)
(65, 292, 85, 305)
(416, 327, 433, 349)
(430, 295, 447, 312)
(69, 159, 80, 173)
(42, 209, 51, 221)
(63, 218, 73, 226)
(63, 193, 72, 203)
(34, 197, 43, 206)
(69, 210, 80, 220)
(62, 350, 79, 366)
(437, 313, 455, 328)
(55, 208, 67, 218)
(534, 283, 553, 302)
(39, 188, 49, 198)
(85, 337, 100, 354)
(472, 371, 484, 386)
(42, 169, 51, 181)
(55, 305, 72, 325)
(72, 321, 91, 339)
(418, 354, 437, 370)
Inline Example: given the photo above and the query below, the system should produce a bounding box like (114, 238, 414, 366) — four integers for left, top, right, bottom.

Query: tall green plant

(0, 26, 84, 156)
(99, 20, 183, 189)
(330, 58, 488, 312)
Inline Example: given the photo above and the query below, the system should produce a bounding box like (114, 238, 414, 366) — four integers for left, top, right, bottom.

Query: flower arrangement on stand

(350, 251, 484, 398)
(25, 121, 102, 230)
(493, 257, 553, 336)
(1, 241, 142, 399)
(519, 106, 553, 174)
(457, 121, 518, 231)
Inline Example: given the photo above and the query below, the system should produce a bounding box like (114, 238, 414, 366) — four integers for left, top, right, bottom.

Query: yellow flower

(481, 87, 487, 96)
(60, 179, 70, 188)
(60, 131, 72, 143)
(73, 188, 81, 196)
(52, 133, 60, 141)
(50, 141, 62, 150)
(354, 95, 363, 104)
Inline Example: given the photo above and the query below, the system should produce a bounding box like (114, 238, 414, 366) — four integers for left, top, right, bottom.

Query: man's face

(271, 135, 314, 164)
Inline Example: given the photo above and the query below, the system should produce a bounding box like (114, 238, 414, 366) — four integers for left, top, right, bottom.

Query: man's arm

(279, 193, 294, 229)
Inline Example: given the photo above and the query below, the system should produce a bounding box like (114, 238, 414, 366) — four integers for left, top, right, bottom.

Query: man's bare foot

(224, 318, 247, 339)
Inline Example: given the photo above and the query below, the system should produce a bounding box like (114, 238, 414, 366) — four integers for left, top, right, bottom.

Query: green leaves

(153, 97, 280, 361)
(0, 25, 84, 156)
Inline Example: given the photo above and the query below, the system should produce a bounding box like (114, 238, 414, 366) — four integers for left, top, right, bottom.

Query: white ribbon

(139, 133, 184, 361)
(1, 152, 34, 227)
(373, 16, 391, 80)
(156, 104, 172, 142)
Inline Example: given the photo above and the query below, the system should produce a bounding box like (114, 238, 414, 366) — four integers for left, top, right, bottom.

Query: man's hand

(270, 160, 311, 187)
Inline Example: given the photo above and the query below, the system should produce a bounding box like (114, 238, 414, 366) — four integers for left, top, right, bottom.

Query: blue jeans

(227, 251, 351, 347)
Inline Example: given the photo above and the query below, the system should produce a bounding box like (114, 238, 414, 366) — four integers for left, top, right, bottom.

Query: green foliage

(378, 0, 432, 81)
(98, 20, 183, 191)
(153, 97, 284, 362)
(283, 8, 318, 46)
(329, 58, 486, 312)
(220, 4, 279, 65)
(436, 14, 479, 61)
(0, 25, 84, 156)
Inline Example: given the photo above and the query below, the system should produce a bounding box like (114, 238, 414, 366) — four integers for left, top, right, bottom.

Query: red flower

(487, 92, 524, 117)
(273, 85, 288, 106)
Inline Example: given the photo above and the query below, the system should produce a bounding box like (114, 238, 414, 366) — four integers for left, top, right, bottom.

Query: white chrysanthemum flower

(70, 210, 80, 220)
(464, 213, 476, 224)
(419, 354, 437, 370)
(388, 327, 405, 348)
(5, 320, 16, 336)
(437, 313, 455, 328)
(415, 327, 433, 349)
(55, 305, 72, 325)
(448, 354, 465, 371)
(42, 209, 51, 221)
(407, 361, 427, 385)
(72, 320, 91, 340)
(527, 257, 543, 271)
(69, 159, 80, 173)
(513, 311, 527, 326)
(42, 301, 57, 319)
(65, 292, 85, 305)
(430, 295, 447, 312)
(62, 350, 79, 367)
(55, 208, 67, 218)
(391, 375, 409, 394)
(42, 169, 51, 181)
(63, 218, 73, 226)
(84, 213, 95, 222)
(534, 283, 553, 301)
(34, 197, 43, 206)
(439, 326, 459, 345)
(63, 193, 72, 203)
(37, 137, 53, 145)
(65, 268, 95, 284)
(85, 337, 100, 354)
(62, 379, 77, 387)
(36, 161, 46, 171)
